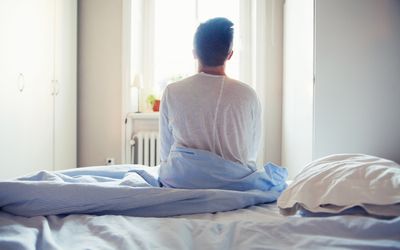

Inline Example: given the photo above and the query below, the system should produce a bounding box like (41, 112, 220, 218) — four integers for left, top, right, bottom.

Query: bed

(1, 154, 399, 249)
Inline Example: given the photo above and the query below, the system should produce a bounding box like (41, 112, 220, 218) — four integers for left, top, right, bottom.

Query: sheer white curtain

(246, 0, 283, 167)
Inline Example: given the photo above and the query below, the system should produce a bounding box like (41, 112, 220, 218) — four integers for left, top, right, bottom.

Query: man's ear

(193, 49, 198, 59)
(227, 50, 233, 60)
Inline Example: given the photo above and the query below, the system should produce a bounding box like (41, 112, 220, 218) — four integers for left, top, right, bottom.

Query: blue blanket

(0, 147, 287, 217)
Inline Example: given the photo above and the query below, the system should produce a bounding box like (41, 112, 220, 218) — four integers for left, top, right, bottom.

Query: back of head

(194, 17, 234, 67)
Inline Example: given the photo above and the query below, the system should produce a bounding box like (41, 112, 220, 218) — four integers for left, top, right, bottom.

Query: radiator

(130, 131, 160, 166)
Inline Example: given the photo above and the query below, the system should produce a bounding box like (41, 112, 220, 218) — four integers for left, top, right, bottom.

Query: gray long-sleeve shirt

(159, 72, 261, 167)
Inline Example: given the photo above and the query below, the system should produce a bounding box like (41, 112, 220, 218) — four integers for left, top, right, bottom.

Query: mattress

(1, 203, 399, 249)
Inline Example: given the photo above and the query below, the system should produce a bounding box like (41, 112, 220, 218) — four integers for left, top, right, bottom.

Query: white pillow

(277, 154, 400, 217)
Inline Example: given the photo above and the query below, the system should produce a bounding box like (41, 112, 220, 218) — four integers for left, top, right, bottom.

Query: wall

(78, 0, 122, 166)
(314, 0, 400, 163)
(283, 0, 400, 178)
(281, 0, 314, 178)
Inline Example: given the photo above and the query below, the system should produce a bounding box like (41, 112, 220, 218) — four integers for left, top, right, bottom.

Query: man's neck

(198, 64, 226, 76)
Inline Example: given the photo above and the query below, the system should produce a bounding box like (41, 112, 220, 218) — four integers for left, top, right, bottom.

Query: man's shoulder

(166, 75, 198, 90)
(225, 78, 258, 97)
(226, 78, 251, 89)
(166, 74, 257, 99)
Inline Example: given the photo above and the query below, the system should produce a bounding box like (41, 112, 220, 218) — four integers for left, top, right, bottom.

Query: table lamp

(132, 74, 144, 113)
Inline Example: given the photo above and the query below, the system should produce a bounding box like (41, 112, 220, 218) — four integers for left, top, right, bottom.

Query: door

(54, 0, 77, 170)
(0, 0, 54, 180)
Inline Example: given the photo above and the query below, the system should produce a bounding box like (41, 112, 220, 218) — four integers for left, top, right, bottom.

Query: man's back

(160, 72, 261, 167)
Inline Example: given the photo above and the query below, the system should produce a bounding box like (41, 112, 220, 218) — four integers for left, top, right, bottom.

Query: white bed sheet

(1, 203, 399, 250)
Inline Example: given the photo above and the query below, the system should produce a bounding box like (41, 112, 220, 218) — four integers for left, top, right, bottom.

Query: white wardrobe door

(0, 1, 25, 179)
(0, 0, 54, 180)
(54, 0, 77, 170)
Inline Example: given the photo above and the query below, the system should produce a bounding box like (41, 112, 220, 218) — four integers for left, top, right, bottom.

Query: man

(159, 17, 262, 188)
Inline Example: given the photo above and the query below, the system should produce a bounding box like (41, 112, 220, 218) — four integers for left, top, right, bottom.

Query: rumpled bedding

(1, 206, 400, 250)
(0, 147, 287, 217)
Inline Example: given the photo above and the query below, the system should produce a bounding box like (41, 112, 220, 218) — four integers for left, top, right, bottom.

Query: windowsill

(127, 112, 159, 120)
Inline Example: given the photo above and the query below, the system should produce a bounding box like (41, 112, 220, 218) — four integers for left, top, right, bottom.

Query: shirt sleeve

(159, 86, 174, 163)
(249, 96, 262, 165)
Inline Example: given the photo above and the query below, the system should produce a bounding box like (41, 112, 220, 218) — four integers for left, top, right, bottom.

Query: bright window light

(152, 0, 241, 95)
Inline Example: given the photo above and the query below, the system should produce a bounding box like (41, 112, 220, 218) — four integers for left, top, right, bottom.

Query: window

(127, 0, 281, 166)
(131, 0, 250, 99)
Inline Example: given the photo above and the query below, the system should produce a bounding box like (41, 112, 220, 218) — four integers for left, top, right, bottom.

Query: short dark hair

(194, 17, 234, 67)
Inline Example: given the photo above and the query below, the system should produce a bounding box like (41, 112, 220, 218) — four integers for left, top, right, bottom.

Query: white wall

(283, 0, 400, 178)
(314, 0, 400, 163)
(282, 0, 314, 178)
(78, 0, 123, 166)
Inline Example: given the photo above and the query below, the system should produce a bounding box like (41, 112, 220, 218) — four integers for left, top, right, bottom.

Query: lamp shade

(132, 74, 144, 89)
